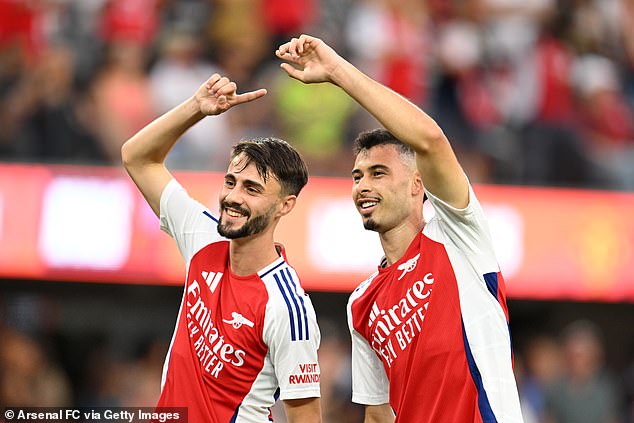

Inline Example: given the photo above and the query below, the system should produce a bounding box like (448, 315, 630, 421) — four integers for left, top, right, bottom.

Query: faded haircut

(352, 129, 415, 161)
(230, 137, 308, 196)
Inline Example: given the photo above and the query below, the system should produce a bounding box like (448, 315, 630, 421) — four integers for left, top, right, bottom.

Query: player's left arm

(263, 271, 322, 421)
(283, 397, 322, 423)
(364, 404, 395, 423)
(277, 34, 468, 209)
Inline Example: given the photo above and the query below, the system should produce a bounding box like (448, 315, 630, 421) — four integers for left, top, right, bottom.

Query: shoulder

(160, 179, 220, 234)
(260, 261, 318, 344)
(423, 184, 495, 248)
(160, 179, 192, 211)
(260, 261, 311, 309)
(425, 182, 483, 215)
(348, 271, 379, 306)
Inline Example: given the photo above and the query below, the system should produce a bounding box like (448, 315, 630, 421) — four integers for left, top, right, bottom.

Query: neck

(229, 230, 280, 276)
(379, 216, 424, 266)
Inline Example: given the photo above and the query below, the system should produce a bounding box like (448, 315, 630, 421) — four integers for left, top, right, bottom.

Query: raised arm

(276, 35, 468, 208)
(121, 74, 267, 216)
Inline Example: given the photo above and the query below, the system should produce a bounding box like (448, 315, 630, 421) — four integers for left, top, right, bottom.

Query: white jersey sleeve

(159, 179, 224, 264)
(262, 264, 321, 400)
(347, 276, 390, 405)
(424, 182, 497, 270)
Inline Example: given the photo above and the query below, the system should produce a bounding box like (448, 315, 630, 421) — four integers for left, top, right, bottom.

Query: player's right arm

(121, 74, 267, 216)
(349, 328, 394, 423)
(347, 288, 394, 423)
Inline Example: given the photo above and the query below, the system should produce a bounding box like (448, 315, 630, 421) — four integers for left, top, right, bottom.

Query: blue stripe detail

(230, 404, 240, 422)
(267, 388, 281, 422)
(483, 272, 499, 299)
(203, 210, 218, 223)
(260, 260, 285, 278)
(484, 272, 513, 352)
(285, 268, 309, 340)
(280, 270, 304, 341)
(274, 273, 297, 341)
(507, 322, 513, 354)
(462, 321, 498, 423)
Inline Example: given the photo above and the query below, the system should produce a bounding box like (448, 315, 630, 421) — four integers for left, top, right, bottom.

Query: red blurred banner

(1, 163, 633, 302)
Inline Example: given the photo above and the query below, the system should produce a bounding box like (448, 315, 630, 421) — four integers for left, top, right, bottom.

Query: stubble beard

(217, 203, 275, 239)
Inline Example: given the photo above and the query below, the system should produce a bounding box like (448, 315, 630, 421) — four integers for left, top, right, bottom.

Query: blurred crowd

(1, 0, 634, 421)
(1, 0, 634, 188)
(2, 311, 634, 423)
(514, 321, 632, 423)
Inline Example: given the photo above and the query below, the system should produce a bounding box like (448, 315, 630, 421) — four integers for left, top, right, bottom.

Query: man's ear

(277, 195, 297, 217)
(411, 172, 424, 197)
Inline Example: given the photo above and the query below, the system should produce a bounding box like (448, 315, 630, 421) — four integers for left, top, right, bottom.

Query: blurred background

(0, 0, 633, 422)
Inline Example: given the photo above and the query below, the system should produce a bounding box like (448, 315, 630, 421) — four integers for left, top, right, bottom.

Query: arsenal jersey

(347, 185, 524, 423)
(157, 180, 320, 422)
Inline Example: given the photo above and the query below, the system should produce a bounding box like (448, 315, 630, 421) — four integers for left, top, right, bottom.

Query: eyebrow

(351, 164, 390, 176)
(225, 173, 266, 191)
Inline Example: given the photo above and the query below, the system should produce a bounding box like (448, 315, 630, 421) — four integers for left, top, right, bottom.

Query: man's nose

(223, 186, 244, 204)
(355, 177, 371, 194)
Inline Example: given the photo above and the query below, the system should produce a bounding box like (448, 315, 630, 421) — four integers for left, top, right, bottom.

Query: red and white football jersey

(157, 180, 321, 422)
(347, 184, 524, 423)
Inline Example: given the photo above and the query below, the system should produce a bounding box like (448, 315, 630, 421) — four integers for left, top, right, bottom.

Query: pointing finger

(233, 88, 268, 105)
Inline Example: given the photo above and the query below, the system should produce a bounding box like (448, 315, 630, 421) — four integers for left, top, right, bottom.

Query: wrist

(328, 59, 356, 88)
(184, 96, 206, 120)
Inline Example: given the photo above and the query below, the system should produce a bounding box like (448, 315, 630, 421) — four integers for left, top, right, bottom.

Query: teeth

(227, 209, 244, 217)
(361, 201, 378, 209)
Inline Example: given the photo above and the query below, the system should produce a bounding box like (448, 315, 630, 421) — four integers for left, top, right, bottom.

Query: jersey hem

(279, 389, 321, 400)
(351, 393, 390, 405)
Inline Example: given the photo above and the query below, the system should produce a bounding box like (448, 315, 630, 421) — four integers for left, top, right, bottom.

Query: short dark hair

(230, 137, 308, 196)
(352, 128, 415, 158)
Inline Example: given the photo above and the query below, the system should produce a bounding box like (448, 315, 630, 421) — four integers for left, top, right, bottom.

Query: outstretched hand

(276, 34, 342, 84)
(194, 74, 267, 116)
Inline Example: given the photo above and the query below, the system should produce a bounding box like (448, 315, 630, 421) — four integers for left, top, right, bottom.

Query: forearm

(328, 48, 468, 207)
(329, 60, 445, 155)
(283, 397, 321, 423)
(363, 404, 395, 423)
(121, 96, 204, 169)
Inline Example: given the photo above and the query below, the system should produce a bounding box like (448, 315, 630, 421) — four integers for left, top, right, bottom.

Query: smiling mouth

(360, 201, 378, 209)
(226, 209, 245, 218)
(357, 199, 379, 215)
(222, 206, 250, 221)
